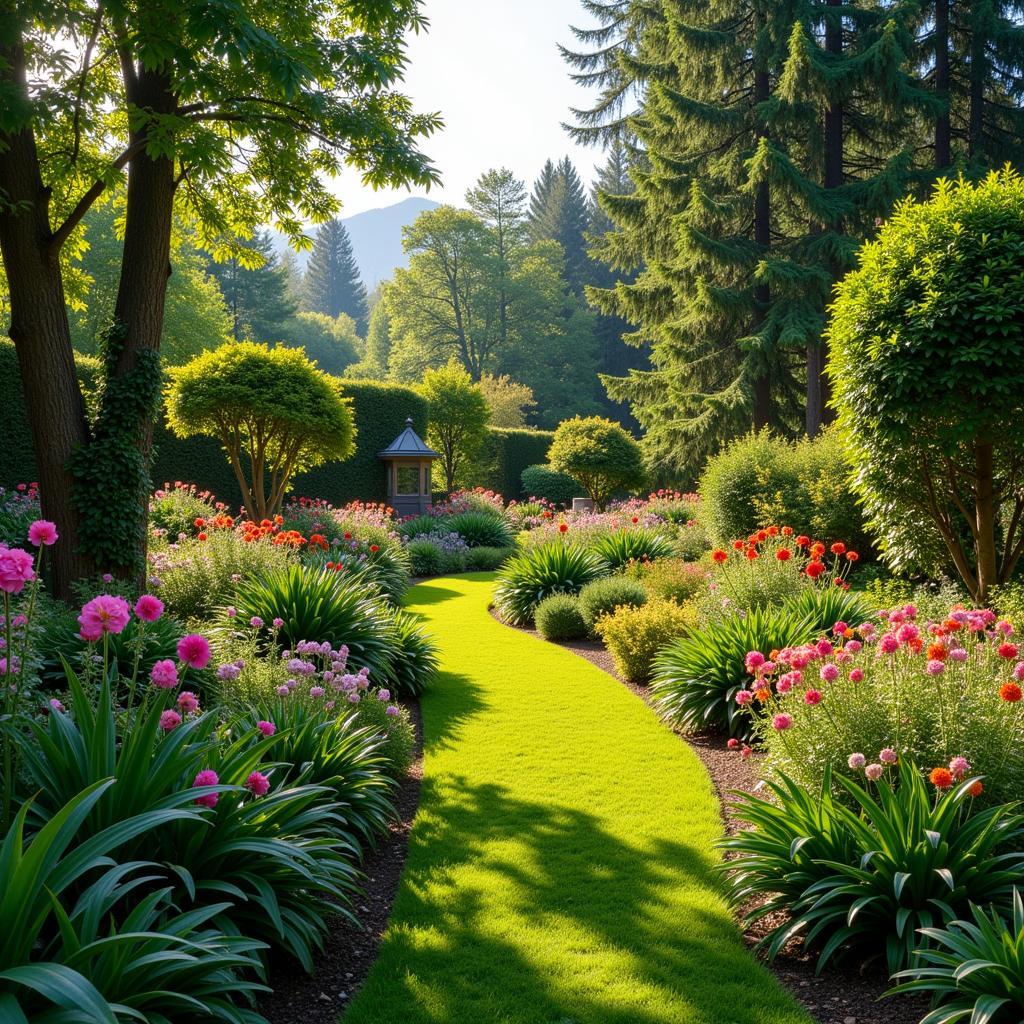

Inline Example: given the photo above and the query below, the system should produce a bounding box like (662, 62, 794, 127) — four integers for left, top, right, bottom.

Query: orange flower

(944, 618, 963, 632)
(795, 535, 810, 548)
(756, 530, 768, 543)
(929, 767, 953, 790)
(767, 525, 779, 537)
(194, 517, 206, 528)
(732, 540, 745, 551)
(1000, 682, 1023, 703)
(926, 642, 949, 662)
(967, 780, 984, 798)
(197, 532, 207, 542)
(810, 542, 826, 557)
(711, 550, 728, 564)
(745, 547, 759, 560)
(754, 687, 771, 702)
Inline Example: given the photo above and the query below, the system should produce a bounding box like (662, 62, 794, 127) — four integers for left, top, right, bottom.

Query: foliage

(493, 543, 609, 626)
(166, 342, 355, 518)
(418, 362, 491, 492)
(232, 563, 398, 680)
(650, 605, 818, 738)
(302, 219, 369, 334)
(723, 761, 1024, 975)
(479, 373, 536, 427)
(520, 463, 579, 505)
(447, 510, 513, 549)
(534, 593, 589, 642)
(405, 536, 467, 577)
(594, 599, 697, 683)
(480, 427, 554, 499)
(591, 527, 675, 571)
(889, 888, 1024, 1024)
(277, 311, 361, 376)
(548, 416, 644, 508)
(828, 171, 1024, 599)
(0, 482, 40, 547)
(464, 546, 514, 571)
(577, 576, 647, 634)
(782, 586, 875, 636)
(383, 609, 440, 697)
(149, 481, 219, 539)
(625, 558, 708, 605)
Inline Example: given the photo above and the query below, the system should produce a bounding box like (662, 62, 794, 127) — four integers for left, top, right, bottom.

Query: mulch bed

(256, 700, 423, 1024)
(526, 627, 931, 1024)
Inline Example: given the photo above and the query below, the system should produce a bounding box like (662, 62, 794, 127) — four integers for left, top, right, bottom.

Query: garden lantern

(378, 417, 440, 517)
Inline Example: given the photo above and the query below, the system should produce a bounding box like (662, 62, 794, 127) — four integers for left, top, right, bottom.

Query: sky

(331, 0, 603, 216)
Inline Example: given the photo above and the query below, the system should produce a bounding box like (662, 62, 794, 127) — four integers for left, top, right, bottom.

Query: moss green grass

(342, 574, 810, 1024)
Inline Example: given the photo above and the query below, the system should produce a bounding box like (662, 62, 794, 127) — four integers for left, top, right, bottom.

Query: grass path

(342, 574, 811, 1024)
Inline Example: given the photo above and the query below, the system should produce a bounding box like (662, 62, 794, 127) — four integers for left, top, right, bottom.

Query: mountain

(271, 196, 440, 292)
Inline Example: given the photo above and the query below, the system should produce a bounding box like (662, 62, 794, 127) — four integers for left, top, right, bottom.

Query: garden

(4, 1, 1024, 1022)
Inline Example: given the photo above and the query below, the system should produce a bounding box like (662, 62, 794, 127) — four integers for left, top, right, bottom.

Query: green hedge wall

(0, 341, 427, 507)
(480, 427, 555, 499)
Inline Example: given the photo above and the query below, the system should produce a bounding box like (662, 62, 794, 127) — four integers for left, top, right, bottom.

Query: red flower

(846, 551, 860, 562)
(194, 517, 206, 528)
(631, 516, 639, 524)
(1000, 682, 1022, 703)
(767, 525, 779, 537)
(805, 561, 825, 579)
(775, 548, 791, 562)
(929, 767, 953, 790)
(998, 642, 1019, 660)
(745, 547, 758, 560)
(781, 526, 793, 537)
(711, 550, 728, 564)
(343, 532, 352, 540)
(756, 530, 768, 543)
(370, 544, 379, 553)
(810, 542, 826, 557)
(732, 540, 745, 551)
(830, 541, 846, 555)
(558, 523, 569, 534)
(197, 532, 207, 542)
(795, 535, 810, 548)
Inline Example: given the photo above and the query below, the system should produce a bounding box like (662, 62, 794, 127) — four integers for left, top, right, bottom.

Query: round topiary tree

(827, 170, 1024, 601)
(166, 341, 355, 519)
(548, 416, 645, 509)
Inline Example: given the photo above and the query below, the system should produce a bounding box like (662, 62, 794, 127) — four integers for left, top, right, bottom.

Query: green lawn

(342, 574, 811, 1024)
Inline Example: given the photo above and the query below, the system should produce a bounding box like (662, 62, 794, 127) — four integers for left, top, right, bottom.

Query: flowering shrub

(594, 599, 697, 682)
(150, 480, 221, 539)
(0, 482, 40, 546)
(737, 602, 1024, 805)
(625, 557, 708, 604)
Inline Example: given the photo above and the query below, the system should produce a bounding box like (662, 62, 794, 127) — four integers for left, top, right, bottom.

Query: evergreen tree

(303, 219, 370, 334)
(207, 230, 296, 343)
(527, 157, 591, 293)
(347, 296, 393, 378)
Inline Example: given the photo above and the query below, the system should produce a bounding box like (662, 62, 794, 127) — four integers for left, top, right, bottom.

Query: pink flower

(272, 617, 284, 628)
(879, 747, 898, 764)
(865, 763, 884, 782)
(949, 756, 971, 781)
(726, 738, 739, 750)
(159, 709, 182, 731)
(249, 616, 264, 629)
(226, 606, 237, 618)
(309, 686, 325, 698)
(48, 698, 64, 713)
(275, 685, 290, 696)
(896, 623, 920, 644)
(177, 634, 211, 669)
(0, 545, 38, 595)
(193, 769, 219, 807)
(177, 691, 199, 714)
(27, 520, 58, 547)
(949, 648, 969, 663)
(134, 594, 164, 622)
(386, 705, 400, 717)
(771, 713, 793, 731)
(848, 753, 866, 770)
(804, 689, 822, 705)
(816, 639, 834, 657)
(244, 771, 270, 797)
(745, 651, 765, 671)
(926, 659, 945, 676)
(741, 745, 752, 760)
(1015, 662, 1024, 680)
(848, 668, 864, 683)
(819, 663, 839, 682)
(735, 690, 753, 705)
(377, 689, 391, 701)
(78, 595, 131, 640)
(845, 640, 862, 653)
(256, 720, 276, 737)
(150, 659, 178, 689)
(997, 620, 1014, 636)
(879, 634, 900, 654)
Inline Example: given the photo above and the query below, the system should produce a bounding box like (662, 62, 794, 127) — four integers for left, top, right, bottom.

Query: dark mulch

(527, 626, 930, 1024)
(256, 700, 423, 1024)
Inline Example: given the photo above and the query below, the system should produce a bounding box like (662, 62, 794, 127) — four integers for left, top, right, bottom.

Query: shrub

(150, 481, 219, 539)
(889, 888, 1024, 1024)
(448, 509, 513, 548)
(534, 593, 588, 642)
(782, 586, 875, 636)
(737, 601, 1024, 806)
(626, 557, 708, 604)
(521, 463, 578, 505)
(305, 542, 411, 606)
(578, 576, 648, 634)
(400, 514, 444, 540)
(349, 692, 416, 777)
(383, 608, 440, 697)
(595, 599, 696, 682)
(479, 426, 554, 499)
(405, 534, 468, 576)
(465, 545, 514, 571)
(650, 605, 817, 737)
(493, 543, 609, 626)
(232, 563, 399, 680)
(828, 170, 1024, 600)
(548, 416, 645, 508)
(723, 761, 1024, 975)
(591, 527, 675, 570)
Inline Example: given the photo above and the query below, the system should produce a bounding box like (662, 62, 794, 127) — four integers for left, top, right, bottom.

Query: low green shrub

(723, 761, 1024, 975)
(448, 509, 513, 548)
(626, 557, 708, 604)
(493, 543, 609, 626)
(520, 463, 578, 505)
(383, 608, 440, 697)
(534, 593, 588, 642)
(578, 576, 647, 633)
(591, 527, 675, 570)
(594, 599, 696, 682)
(464, 545, 514, 571)
(405, 536, 467, 576)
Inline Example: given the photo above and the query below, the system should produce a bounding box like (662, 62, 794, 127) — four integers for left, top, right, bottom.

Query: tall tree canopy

(527, 157, 590, 294)
(0, 0, 439, 593)
(302, 218, 370, 334)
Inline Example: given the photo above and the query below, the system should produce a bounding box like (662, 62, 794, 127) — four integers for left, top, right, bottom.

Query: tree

(417, 362, 491, 492)
(207, 231, 296, 343)
(479, 374, 536, 428)
(166, 342, 355, 519)
(828, 171, 1024, 602)
(70, 201, 232, 365)
(548, 416, 645, 509)
(345, 295, 392, 378)
(0, 0, 439, 594)
(527, 157, 590, 294)
(303, 219, 370, 334)
(277, 312, 360, 376)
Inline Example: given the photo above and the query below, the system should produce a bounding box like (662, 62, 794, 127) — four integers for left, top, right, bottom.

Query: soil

(256, 700, 423, 1024)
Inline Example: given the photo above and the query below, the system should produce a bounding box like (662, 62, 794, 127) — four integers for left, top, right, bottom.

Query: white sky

(330, 0, 604, 215)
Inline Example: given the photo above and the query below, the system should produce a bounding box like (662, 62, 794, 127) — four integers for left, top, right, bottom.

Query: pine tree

(303, 219, 370, 334)
(207, 230, 296, 343)
(527, 157, 591, 293)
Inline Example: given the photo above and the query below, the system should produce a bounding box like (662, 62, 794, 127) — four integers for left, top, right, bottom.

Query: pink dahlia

(193, 769, 219, 807)
(0, 545, 36, 595)
(177, 634, 211, 669)
(27, 520, 58, 547)
(134, 594, 164, 622)
(78, 594, 131, 641)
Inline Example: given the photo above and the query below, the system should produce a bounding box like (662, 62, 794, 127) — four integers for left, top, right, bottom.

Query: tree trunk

(0, 42, 93, 598)
(935, 0, 952, 168)
(752, 52, 772, 432)
(967, 6, 986, 160)
(975, 441, 998, 602)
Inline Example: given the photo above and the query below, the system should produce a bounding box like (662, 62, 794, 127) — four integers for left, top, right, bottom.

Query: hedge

(0, 341, 427, 507)
(480, 427, 554, 499)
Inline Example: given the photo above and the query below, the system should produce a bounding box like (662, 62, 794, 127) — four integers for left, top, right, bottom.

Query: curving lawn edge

(342, 574, 812, 1024)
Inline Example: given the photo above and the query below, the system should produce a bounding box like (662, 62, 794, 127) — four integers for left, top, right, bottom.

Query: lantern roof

(378, 417, 440, 459)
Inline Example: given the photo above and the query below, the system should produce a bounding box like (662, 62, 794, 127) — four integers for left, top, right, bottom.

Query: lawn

(342, 573, 812, 1024)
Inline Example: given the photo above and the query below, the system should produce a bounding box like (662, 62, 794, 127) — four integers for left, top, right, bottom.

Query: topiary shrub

(534, 593, 588, 642)
(520, 464, 578, 506)
(594, 600, 696, 682)
(577, 576, 648, 634)
(548, 416, 645, 508)
(493, 543, 609, 626)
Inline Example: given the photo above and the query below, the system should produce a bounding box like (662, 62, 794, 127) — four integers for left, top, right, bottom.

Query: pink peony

(192, 769, 219, 807)
(865, 763, 884, 782)
(134, 594, 164, 622)
(177, 691, 199, 714)
(27, 520, 58, 547)
(244, 771, 270, 797)
(819, 663, 839, 682)
(150, 659, 178, 689)
(177, 634, 211, 669)
(78, 594, 131, 640)
(745, 651, 765, 671)
(772, 713, 793, 731)
(0, 545, 36, 595)
(159, 709, 182, 731)
(256, 720, 276, 737)
(848, 753, 866, 770)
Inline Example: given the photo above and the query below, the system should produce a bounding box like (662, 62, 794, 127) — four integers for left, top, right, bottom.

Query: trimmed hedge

(480, 427, 554, 499)
(520, 463, 578, 505)
(0, 341, 426, 507)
